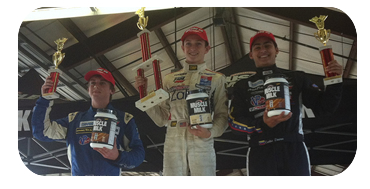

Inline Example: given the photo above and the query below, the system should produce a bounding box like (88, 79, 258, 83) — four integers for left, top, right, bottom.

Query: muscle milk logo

(190, 100, 208, 113)
(93, 119, 107, 131)
(264, 85, 281, 99)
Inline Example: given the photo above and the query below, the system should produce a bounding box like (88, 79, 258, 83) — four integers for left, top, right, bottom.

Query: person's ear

(110, 85, 115, 95)
(204, 45, 211, 54)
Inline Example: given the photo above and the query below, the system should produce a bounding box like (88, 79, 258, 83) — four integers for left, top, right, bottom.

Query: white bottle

(90, 109, 117, 149)
(186, 89, 213, 128)
(264, 76, 291, 117)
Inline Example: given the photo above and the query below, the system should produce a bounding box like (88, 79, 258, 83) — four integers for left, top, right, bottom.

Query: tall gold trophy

(42, 38, 68, 99)
(310, 15, 342, 86)
(133, 7, 169, 111)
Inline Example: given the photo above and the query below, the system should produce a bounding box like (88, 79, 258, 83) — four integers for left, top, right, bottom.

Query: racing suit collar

(88, 103, 115, 114)
(256, 64, 279, 76)
(183, 62, 207, 73)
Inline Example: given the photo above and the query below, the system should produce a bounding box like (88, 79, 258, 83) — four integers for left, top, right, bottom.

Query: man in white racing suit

(135, 26, 228, 175)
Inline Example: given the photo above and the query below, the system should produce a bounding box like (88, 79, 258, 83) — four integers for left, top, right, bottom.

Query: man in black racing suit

(228, 31, 343, 175)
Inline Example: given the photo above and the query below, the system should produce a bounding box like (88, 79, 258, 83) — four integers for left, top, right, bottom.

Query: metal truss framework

(19, 137, 71, 172)
(19, 121, 355, 175)
(304, 123, 357, 153)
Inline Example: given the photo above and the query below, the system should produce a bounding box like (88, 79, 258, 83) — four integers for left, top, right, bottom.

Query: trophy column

(44, 67, 61, 99)
(137, 29, 150, 99)
(319, 45, 342, 85)
(42, 38, 68, 99)
(133, 7, 169, 111)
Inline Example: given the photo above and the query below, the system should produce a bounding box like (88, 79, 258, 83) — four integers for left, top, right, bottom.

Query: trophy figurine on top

(42, 38, 68, 99)
(310, 15, 342, 86)
(133, 7, 169, 111)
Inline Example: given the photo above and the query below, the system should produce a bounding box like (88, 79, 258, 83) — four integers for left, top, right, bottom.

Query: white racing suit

(146, 62, 228, 175)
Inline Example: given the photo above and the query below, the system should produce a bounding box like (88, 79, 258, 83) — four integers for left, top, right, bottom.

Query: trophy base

(135, 89, 169, 111)
(42, 92, 60, 100)
(132, 55, 163, 72)
(323, 75, 343, 86)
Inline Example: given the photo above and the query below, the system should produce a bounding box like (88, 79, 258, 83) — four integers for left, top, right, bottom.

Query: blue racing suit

(32, 97, 145, 176)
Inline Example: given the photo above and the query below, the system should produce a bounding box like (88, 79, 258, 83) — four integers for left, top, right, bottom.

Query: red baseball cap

(250, 30, 277, 51)
(181, 26, 209, 45)
(84, 68, 115, 86)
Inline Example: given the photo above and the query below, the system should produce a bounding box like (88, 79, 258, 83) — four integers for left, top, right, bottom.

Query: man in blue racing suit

(32, 68, 145, 176)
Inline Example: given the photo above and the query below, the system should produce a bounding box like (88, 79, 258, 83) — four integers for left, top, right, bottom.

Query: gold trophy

(42, 38, 68, 99)
(310, 15, 342, 86)
(133, 7, 169, 111)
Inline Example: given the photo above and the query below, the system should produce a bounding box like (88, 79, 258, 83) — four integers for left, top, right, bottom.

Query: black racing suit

(228, 64, 342, 175)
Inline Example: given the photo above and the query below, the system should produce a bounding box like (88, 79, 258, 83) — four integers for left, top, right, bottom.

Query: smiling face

(249, 36, 279, 68)
(181, 34, 211, 64)
(88, 75, 114, 104)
